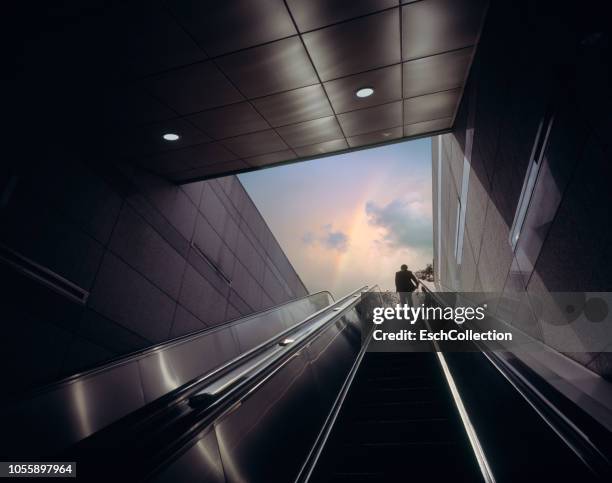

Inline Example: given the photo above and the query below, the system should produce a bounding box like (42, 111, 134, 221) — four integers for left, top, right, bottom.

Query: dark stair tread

(309, 353, 481, 483)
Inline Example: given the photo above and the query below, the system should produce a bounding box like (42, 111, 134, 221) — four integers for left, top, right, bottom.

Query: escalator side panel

(151, 428, 225, 483)
(305, 309, 362, 413)
(214, 351, 321, 483)
(154, 304, 368, 482)
(445, 352, 599, 482)
(231, 304, 293, 353)
(1, 292, 333, 457)
(4, 359, 145, 458)
(138, 327, 240, 402)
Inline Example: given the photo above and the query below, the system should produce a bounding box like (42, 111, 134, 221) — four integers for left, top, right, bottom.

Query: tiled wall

(0, 160, 307, 394)
(433, 1, 612, 377)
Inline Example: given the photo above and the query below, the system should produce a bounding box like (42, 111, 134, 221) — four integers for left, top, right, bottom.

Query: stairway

(309, 352, 483, 482)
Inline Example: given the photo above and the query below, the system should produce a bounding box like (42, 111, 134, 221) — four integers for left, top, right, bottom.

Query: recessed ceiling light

(162, 133, 180, 141)
(355, 87, 374, 98)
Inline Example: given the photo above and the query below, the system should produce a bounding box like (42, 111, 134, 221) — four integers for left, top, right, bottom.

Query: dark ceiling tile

(140, 142, 237, 174)
(102, 86, 177, 127)
(111, 2, 206, 77)
(295, 139, 348, 157)
(167, 0, 296, 56)
(221, 130, 288, 157)
(145, 62, 243, 115)
(401, 0, 486, 60)
(404, 117, 453, 137)
(276, 116, 344, 148)
(302, 9, 400, 81)
(403, 47, 473, 98)
(403, 89, 461, 124)
(246, 150, 297, 167)
(252, 85, 333, 127)
(217, 37, 319, 98)
(169, 160, 250, 182)
(117, 118, 210, 157)
(337, 101, 402, 137)
(187, 102, 269, 139)
(347, 126, 403, 148)
(286, 0, 398, 32)
(324, 64, 401, 113)
(139, 151, 192, 175)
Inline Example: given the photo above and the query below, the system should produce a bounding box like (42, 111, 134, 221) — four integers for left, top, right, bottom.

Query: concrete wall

(0, 161, 307, 394)
(433, 1, 612, 377)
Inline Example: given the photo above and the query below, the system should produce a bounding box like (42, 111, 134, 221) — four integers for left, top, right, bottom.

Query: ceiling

(14, 0, 488, 183)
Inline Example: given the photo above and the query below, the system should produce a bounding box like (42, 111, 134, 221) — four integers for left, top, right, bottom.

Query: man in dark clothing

(395, 264, 419, 306)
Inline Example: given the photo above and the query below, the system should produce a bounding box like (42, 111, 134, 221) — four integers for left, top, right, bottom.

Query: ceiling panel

(145, 62, 244, 115)
(276, 116, 344, 148)
(141, 142, 237, 174)
(404, 117, 453, 136)
(221, 129, 288, 158)
(324, 64, 401, 113)
(303, 9, 401, 81)
(252, 85, 333, 127)
(167, 0, 296, 56)
(246, 150, 297, 167)
(45, 0, 488, 182)
(286, 0, 398, 32)
(347, 126, 403, 148)
(294, 139, 348, 157)
(217, 37, 319, 98)
(403, 89, 461, 124)
(111, 2, 206, 78)
(402, 0, 486, 60)
(403, 47, 473, 98)
(119, 118, 210, 158)
(187, 102, 269, 139)
(337, 101, 402, 137)
(102, 86, 177, 127)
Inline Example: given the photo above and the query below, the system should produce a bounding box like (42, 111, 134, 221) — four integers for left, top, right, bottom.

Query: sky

(238, 138, 433, 298)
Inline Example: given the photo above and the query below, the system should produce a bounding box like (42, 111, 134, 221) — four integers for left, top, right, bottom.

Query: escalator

(0, 286, 380, 482)
(2, 286, 611, 482)
(306, 352, 484, 482)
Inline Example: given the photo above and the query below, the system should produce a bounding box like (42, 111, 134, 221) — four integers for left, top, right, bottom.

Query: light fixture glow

(355, 87, 374, 98)
(163, 133, 180, 141)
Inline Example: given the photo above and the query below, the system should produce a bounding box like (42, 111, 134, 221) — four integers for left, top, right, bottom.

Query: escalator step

(344, 400, 449, 421)
(346, 386, 441, 404)
(322, 442, 477, 479)
(309, 352, 482, 482)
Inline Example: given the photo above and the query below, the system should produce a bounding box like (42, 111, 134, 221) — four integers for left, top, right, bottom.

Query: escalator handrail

(420, 284, 612, 479)
(294, 306, 378, 483)
(2, 290, 334, 458)
(66, 286, 374, 479)
(139, 285, 378, 480)
(23, 289, 335, 398)
(75, 287, 361, 435)
(189, 286, 370, 406)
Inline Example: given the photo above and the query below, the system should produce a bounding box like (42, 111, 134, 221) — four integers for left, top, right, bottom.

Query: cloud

(302, 224, 349, 252)
(302, 232, 316, 245)
(365, 198, 432, 251)
(322, 229, 349, 252)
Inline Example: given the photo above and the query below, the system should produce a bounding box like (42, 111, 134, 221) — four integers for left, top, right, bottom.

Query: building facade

(432, 1, 611, 377)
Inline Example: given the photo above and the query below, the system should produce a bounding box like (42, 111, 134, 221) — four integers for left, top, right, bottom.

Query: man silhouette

(395, 264, 419, 306)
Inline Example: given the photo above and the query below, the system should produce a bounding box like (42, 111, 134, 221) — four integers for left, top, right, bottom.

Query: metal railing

(420, 284, 612, 480)
(64, 286, 378, 481)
